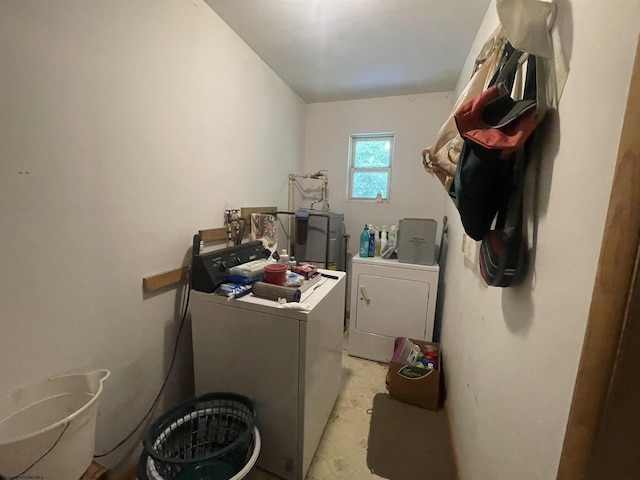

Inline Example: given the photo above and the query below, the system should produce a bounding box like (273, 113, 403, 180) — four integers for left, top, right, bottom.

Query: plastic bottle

(380, 226, 388, 254)
(279, 249, 290, 267)
(288, 256, 297, 270)
(359, 225, 369, 257)
(374, 226, 381, 257)
(388, 225, 398, 256)
(368, 227, 376, 257)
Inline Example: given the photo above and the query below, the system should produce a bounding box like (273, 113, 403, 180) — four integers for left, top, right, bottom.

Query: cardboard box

(397, 218, 437, 265)
(386, 339, 442, 411)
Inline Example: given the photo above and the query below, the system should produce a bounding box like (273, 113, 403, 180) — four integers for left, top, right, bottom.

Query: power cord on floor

(94, 282, 191, 458)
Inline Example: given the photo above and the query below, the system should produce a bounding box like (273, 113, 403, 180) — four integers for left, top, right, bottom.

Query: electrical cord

(94, 281, 191, 458)
(0, 422, 70, 480)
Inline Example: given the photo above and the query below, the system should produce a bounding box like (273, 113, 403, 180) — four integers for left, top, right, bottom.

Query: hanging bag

(449, 141, 514, 241)
(478, 146, 529, 287)
(455, 49, 540, 155)
(449, 48, 539, 241)
(422, 27, 508, 187)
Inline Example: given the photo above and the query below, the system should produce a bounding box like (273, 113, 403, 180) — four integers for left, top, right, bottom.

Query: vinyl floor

(246, 344, 457, 480)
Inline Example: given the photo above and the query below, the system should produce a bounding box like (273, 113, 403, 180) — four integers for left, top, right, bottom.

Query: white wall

(303, 93, 454, 255)
(440, 1, 640, 480)
(0, 0, 305, 471)
(453, 1, 500, 98)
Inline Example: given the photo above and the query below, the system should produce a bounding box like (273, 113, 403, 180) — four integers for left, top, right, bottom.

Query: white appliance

(348, 256, 439, 363)
(191, 271, 346, 480)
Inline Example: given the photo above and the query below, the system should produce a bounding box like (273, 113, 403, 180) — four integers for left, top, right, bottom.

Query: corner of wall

(453, 0, 498, 98)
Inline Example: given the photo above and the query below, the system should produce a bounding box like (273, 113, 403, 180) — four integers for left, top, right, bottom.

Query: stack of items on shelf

(359, 224, 398, 259)
(359, 219, 438, 265)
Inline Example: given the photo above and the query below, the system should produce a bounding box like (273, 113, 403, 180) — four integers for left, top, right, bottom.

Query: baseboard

(444, 403, 462, 480)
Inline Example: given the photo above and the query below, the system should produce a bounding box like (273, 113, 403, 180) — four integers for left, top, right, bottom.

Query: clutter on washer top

(191, 240, 270, 293)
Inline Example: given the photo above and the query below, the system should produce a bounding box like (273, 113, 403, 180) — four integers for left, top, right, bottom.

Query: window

(348, 133, 394, 200)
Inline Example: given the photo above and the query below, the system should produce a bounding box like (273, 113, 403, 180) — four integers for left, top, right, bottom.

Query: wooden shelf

(141, 206, 277, 293)
(143, 265, 191, 293)
(198, 227, 228, 242)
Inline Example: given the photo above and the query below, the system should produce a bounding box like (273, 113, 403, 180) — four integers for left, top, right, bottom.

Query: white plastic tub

(0, 369, 110, 480)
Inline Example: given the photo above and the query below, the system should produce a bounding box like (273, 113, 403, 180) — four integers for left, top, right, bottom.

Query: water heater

(294, 211, 345, 270)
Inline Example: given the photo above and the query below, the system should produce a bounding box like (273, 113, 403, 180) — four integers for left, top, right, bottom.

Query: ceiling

(204, 0, 492, 103)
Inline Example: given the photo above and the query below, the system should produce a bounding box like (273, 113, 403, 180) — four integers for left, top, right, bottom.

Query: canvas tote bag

(422, 27, 507, 187)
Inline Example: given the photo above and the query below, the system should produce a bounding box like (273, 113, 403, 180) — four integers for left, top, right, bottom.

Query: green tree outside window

(349, 134, 394, 200)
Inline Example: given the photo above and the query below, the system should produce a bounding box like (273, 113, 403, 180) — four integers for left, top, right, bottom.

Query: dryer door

(355, 274, 430, 339)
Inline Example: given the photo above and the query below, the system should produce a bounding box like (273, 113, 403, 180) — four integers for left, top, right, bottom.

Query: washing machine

(348, 256, 439, 363)
(191, 270, 346, 480)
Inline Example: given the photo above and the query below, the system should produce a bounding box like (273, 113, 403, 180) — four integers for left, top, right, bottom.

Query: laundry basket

(141, 393, 259, 480)
(138, 427, 261, 480)
(0, 369, 110, 480)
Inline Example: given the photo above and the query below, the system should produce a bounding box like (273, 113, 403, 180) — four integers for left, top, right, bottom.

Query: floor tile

(242, 346, 451, 480)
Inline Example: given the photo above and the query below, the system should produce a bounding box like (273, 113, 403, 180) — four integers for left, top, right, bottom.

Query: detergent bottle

(359, 225, 369, 258)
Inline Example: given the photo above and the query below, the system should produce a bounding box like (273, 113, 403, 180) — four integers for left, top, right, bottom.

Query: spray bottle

(380, 226, 388, 254)
(374, 226, 382, 256)
(368, 225, 376, 257)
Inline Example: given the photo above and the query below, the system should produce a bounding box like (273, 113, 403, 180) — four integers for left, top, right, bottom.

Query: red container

(263, 263, 287, 285)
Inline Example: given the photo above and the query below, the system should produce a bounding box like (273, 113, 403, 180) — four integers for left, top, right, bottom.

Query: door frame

(556, 33, 640, 480)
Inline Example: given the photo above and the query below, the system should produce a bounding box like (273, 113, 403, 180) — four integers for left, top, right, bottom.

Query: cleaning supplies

(374, 226, 382, 257)
(368, 226, 376, 257)
(279, 249, 290, 267)
(380, 226, 388, 254)
(381, 225, 398, 259)
(359, 225, 369, 258)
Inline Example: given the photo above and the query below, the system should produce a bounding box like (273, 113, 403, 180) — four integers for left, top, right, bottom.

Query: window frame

(348, 132, 395, 201)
